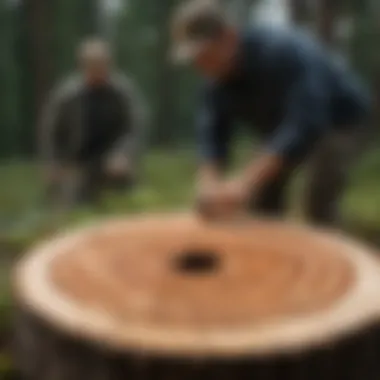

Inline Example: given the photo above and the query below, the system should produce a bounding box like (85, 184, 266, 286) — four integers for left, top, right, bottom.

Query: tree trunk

(226, 0, 254, 27)
(0, 0, 20, 157)
(77, 0, 100, 38)
(315, 0, 341, 46)
(371, 2, 380, 141)
(154, 0, 178, 146)
(12, 215, 380, 379)
(23, 0, 52, 155)
(236, 0, 256, 27)
(288, 0, 310, 25)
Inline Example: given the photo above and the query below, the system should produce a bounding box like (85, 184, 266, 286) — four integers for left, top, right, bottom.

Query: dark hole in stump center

(174, 250, 220, 275)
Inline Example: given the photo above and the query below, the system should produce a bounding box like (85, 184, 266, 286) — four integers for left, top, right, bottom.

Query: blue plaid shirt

(197, 25, 372, 167)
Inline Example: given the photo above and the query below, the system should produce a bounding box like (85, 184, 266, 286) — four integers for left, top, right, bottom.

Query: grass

(2, 146, 380, 245)
(1, 146, 380, 376)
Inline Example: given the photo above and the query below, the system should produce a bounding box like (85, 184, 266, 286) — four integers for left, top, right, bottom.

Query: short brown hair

(171, 0, 229, 63)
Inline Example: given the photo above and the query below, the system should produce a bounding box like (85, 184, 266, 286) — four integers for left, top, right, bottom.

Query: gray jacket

(39, 72, 148, 166)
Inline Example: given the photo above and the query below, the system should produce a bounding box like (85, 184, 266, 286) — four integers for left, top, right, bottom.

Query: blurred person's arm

(39, 85, 66, 182)
(197, 87, 233, 184)
(38, 76, 85, 208)
(107, 74, 149, 175)
(38, 77, 78, 177)
(39, 90, 60, 165)
(235, 65, 330, 198)
(196, 86, 234, 216)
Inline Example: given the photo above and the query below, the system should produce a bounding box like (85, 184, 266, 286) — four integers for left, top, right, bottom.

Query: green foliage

(114, 0, 200, 146)
(0, 147, 380, 242)
(350, 10, 380, 80)
(0, 0, 20, 157)
(52, 0, 100, 81)
(0, 0, 378, 157)
(0, 0, 101, 159)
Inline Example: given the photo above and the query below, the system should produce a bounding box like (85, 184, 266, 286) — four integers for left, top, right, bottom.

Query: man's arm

(38, 76, 81, 165)
(197, 87, 233, 188)
(240, 66, 330, 194)
(39, 86, 65, 165)
(195, 87, 235, 218)
(110, 74, 148, 167)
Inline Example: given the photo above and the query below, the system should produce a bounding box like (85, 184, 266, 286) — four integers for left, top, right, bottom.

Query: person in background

(40, 38, 147, 208)
(171, 0, 372, 226)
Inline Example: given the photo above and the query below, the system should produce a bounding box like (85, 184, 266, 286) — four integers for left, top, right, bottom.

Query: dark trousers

(251, 128, 369, 227)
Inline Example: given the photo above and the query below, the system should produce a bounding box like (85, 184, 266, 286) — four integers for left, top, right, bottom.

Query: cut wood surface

(12, 214, 380, 379)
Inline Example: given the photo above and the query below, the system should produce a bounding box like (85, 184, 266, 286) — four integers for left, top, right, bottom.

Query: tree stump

(12, 214, 380, 379)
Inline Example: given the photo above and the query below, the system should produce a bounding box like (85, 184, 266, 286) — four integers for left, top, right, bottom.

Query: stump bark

(12, 214, 380, 379)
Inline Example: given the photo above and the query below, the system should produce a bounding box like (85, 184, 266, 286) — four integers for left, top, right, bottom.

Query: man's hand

(105, 153, 132, 178)
(221, 178, 250, 206)
(196, 178, 250, 220)
(196, 180, 220, 216)
(195, 153, 283, 220)
(196, 164, 223, 219)
(243, 153, 282, 191)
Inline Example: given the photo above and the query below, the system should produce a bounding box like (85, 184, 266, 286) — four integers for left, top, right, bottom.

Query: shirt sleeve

(196, 87, 233, 170)
(111, 74, 148, 166)
(38, 79, 72, 163)
(266, 65, 331, 164)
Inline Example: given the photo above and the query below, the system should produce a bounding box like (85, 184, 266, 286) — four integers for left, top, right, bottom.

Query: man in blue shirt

(171, 1, 372, 225)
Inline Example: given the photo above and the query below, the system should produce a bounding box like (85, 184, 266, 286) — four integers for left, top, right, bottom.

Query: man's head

(78, 38, 112, 86)
(171, 0, 238, 79)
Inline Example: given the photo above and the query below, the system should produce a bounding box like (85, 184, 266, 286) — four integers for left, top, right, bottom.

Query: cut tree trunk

(12, 214, 380, 379)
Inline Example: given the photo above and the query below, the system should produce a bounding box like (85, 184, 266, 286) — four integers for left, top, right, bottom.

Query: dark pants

(251, 127, 369, 227)
(47, 161, 134, 209)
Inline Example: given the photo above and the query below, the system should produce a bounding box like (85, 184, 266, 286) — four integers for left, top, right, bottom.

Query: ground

(1, 146, 380, 376)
